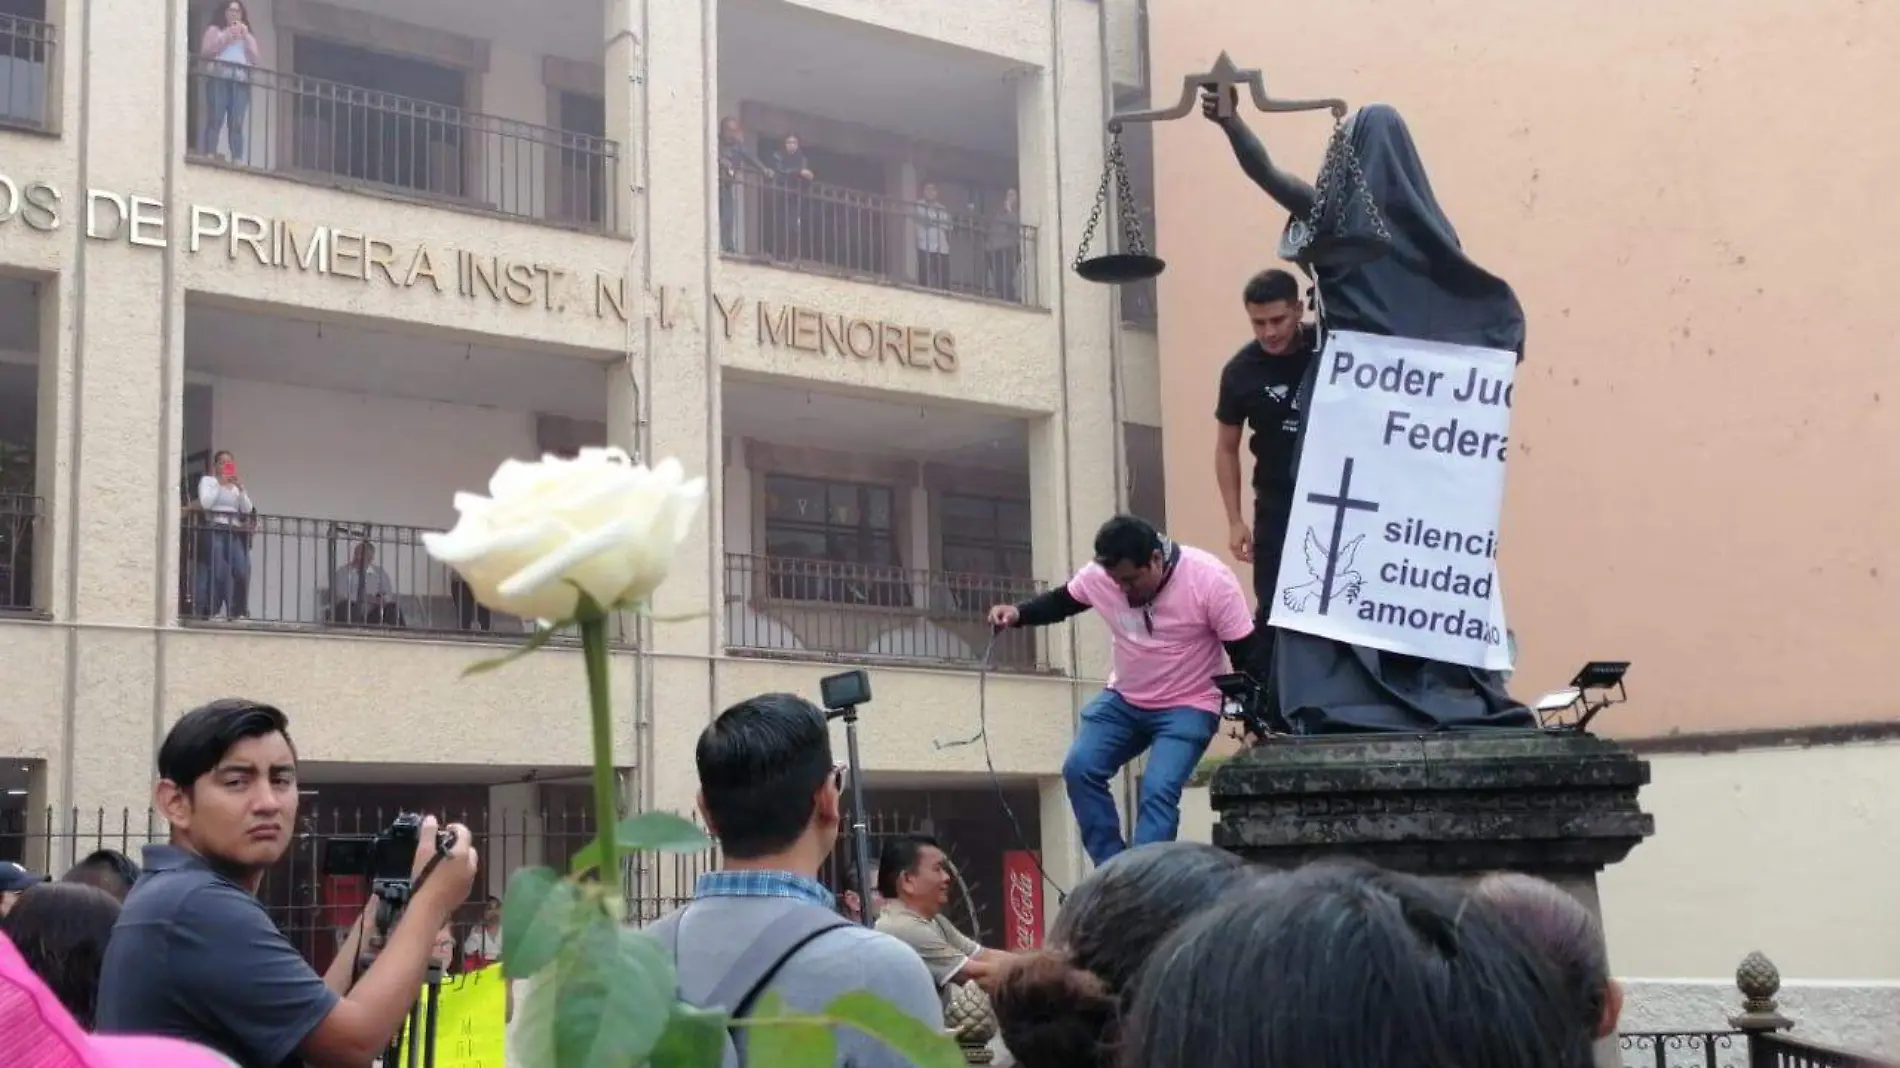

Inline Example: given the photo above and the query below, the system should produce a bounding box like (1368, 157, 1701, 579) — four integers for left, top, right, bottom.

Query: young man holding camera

(989, 516, 1260, 866)
(96, 698, 479, 1068)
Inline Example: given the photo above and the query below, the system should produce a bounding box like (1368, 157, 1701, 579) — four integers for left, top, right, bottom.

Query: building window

(761, 474, 908, 604)
(939, 495, 1032, 578)
(290, 36, 468, 198)
(553, 90, 607, 227)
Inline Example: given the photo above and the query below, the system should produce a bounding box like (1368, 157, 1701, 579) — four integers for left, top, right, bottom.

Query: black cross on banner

(1307, 457, 1380, 614)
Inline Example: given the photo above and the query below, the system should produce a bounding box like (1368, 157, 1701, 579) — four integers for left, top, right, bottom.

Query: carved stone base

(1211, 729, 1654, 1068)
(1209, 728, 1655, 878)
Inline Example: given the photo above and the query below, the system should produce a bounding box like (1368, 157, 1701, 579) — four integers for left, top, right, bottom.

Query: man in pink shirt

(988, 515, 1261, 865)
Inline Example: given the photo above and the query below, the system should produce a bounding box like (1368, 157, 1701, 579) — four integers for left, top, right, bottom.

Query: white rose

(422, 448, 706, 622)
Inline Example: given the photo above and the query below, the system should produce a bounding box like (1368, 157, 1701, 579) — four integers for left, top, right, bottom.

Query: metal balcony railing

(0, 13, 55, 132)
(0, 492, 42, 612)
(721, 170, 1041, 307)
(178, 512, 630, 645)
(187, 59, 619, 232)
(723, 552, 1048, 670)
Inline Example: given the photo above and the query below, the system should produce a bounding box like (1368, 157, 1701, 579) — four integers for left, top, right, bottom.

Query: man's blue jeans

(1062, 689, 1219, 866)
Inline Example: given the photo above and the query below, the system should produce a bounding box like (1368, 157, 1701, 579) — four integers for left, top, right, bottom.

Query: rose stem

(581, 608, 622, 911)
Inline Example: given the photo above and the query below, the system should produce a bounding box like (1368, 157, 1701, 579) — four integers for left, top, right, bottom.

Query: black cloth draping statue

(1210, 95, 1536, 733)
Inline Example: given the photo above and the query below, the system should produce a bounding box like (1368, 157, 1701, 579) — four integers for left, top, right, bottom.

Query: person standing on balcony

(986, 188, 1022, 302)
(195, 449, 254, 620)
(769, 134, 814, 261)
(198, 1, 259, 161)
(914, 181, 953, 290)
(987, 516, 1261, 866)
(718, 117, 770, 255)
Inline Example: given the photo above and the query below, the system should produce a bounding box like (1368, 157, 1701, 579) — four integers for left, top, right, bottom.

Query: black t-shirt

(1215, 325, 1318, 496)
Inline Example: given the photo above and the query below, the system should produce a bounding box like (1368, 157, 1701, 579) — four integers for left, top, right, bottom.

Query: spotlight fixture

(1532, 660, 1631, 733)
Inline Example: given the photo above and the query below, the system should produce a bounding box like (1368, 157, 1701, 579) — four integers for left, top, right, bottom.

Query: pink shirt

(1067, 545, 1255, 713)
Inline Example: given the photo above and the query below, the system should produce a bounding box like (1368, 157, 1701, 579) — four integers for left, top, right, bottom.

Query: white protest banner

(1268, 330, 1516, 670)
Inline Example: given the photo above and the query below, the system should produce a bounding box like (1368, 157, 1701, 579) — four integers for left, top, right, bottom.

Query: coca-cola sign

(1002, 850, 1044, 951)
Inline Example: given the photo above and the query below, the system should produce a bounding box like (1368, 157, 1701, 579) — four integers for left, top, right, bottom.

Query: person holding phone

(196, 449, 254, 619)
(199, 1, 259, 159)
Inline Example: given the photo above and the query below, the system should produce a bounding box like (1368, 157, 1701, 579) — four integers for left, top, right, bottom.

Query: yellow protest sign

(394, 965, 508, 1068)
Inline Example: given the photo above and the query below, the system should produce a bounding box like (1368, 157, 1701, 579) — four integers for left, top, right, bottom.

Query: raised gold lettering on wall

(758, 301, 793, 347)
(404, 245, 444, 291)
(230, 212, 269, 265)
(713, 293, 743, 339)
(365, 238, 400, 287)
(596, 272, 626, 321)
(0, 175, 62, 231)
(0, 176, 962, 372)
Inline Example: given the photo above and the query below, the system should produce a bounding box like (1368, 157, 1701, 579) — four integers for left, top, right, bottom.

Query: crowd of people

(1, 685, 1617, 1068)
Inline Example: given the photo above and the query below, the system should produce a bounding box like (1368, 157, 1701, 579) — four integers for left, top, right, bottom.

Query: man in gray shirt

(649, 692, 942, 1067)
(95, 698, 478, 1068)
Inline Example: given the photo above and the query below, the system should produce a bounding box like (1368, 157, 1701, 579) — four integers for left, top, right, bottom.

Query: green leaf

(461, 622, 564, 677)
(509, 964, 560, 1068)
(647, 1003, 730, 1068)
(551, 923, 679, 1068)
(570, 811, 712, 874)
(742, 992, 836, 1068)
(500, 866, 583, 979)
(824, 990, 965, 1068)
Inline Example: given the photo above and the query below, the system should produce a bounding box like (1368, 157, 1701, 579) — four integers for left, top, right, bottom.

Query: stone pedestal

(1209, 729, 1655, 1068)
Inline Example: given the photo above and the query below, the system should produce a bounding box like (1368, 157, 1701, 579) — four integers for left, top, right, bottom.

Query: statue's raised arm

(1200, 84, 1317, 218)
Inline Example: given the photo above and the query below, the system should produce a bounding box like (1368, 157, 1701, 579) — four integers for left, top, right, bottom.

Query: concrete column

(484, 781, 543, 898)
(1013, 68, 1052, 301)
(1037, 776, 1087, 935)
(604, 0, 717, 652)
(55, 0, 188, 815)
(605, 0, 719, 822)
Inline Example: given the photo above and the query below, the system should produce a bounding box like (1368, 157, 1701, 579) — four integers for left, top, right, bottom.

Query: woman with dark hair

(990, 842, 1253, 1068)
(199, 1, 259, 159)
(1120, 860, 1593, 1068)
(1, 881, 123, 1030)
(1470, 871, 1623, 1044)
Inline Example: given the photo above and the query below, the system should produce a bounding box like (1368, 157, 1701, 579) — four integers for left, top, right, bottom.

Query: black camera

(820, 669, 872, 711)
(361, 813, 457, 931)
(1214, 671, 1289, 739)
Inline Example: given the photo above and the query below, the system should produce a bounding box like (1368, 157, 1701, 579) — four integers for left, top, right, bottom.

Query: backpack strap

(705, 905, 854, 1022)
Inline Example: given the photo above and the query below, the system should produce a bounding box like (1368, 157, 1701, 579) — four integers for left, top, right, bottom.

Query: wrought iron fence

(0, 12, 55, 132)
(0, 492, 41, 612)
(724, 552, 1048, 670)
(177, 513, 630, 645)
(1620, 953, 1899, 1068)
(186, 59, 618, 232)
(2, 805, 986, 967)
(720, 169, 1040, 307)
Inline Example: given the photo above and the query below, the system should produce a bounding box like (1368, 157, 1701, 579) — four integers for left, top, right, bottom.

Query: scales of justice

(1072, 51, 1394, 287)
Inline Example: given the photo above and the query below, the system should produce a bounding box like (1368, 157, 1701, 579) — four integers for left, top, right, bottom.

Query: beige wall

(1148, 0, 1900, 736)
(1180, 739, 1900, 981)
(0, 0, 1127, 902)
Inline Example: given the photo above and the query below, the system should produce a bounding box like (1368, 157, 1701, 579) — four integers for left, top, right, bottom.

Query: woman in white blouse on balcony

(199, 0, 259, 160)
(196, 449, 255, 620)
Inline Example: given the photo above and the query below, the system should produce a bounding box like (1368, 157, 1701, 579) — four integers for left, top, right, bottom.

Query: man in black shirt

(1215, 269, 1318, 664)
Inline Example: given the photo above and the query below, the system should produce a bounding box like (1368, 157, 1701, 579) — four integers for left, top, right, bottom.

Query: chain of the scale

(1287, 117, 1391, 259)
(1070, 130, 1150, 270)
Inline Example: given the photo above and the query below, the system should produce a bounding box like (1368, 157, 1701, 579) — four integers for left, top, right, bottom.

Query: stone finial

(1728, 951, 1793, 1033)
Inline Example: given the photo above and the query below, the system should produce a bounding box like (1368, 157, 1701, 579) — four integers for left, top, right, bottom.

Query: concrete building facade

(0, 0, 1165, 920)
